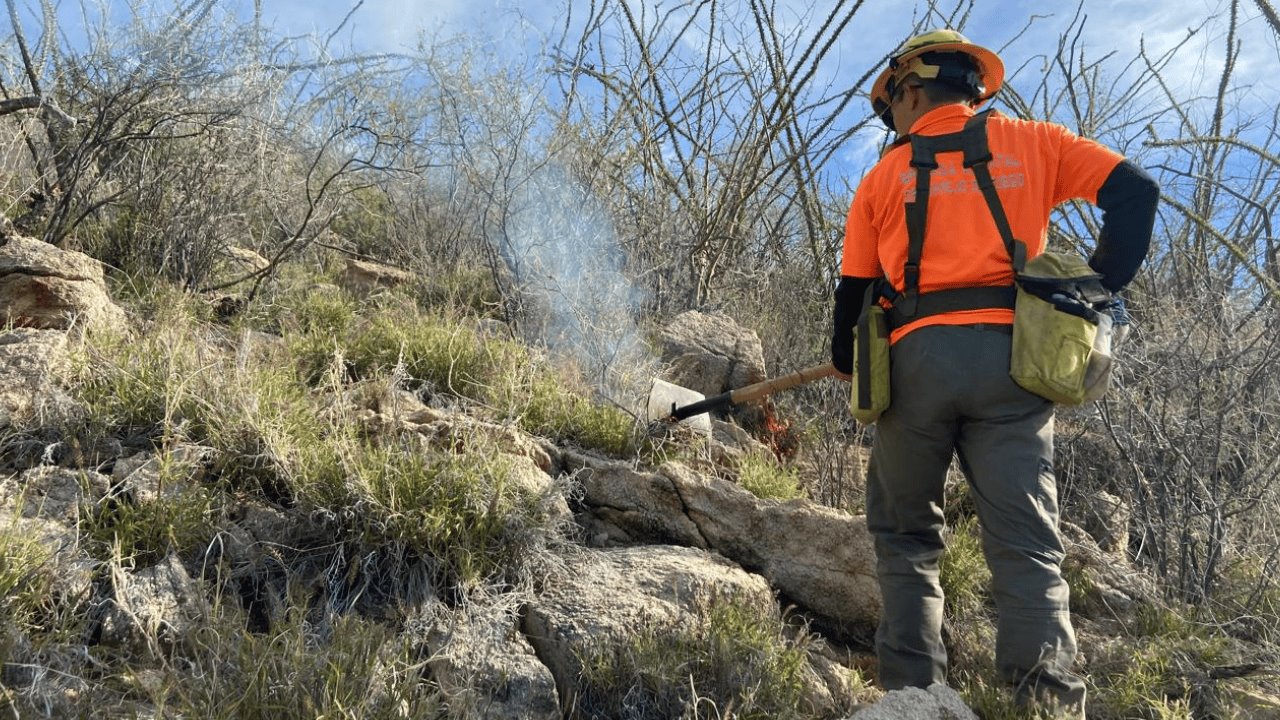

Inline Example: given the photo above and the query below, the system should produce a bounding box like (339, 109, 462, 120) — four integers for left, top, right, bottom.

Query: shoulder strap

(961, 112, 1028, 273)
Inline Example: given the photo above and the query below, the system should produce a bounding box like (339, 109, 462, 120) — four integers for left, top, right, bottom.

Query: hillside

(0, 232, 1273, 719)
(0, 2, 1277, 717)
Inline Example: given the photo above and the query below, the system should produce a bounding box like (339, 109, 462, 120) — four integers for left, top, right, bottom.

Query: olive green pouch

(1010, 253, 1114, 405)
(851, 304, 891, 423)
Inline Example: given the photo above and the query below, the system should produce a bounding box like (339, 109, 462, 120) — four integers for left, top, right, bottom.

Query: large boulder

(0, 234, 126, 333)
(568, 453, 881, 634)
(658, 310, 771, 429)
(658, 310, 767, 396)
(338, 257, 414, 297)
(522, 545, 777, 712)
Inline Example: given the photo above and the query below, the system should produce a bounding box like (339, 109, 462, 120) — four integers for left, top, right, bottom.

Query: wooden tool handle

(728, 362, 837, 405)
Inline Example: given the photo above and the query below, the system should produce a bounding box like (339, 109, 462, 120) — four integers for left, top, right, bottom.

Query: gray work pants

(864, 324, 1086, 711)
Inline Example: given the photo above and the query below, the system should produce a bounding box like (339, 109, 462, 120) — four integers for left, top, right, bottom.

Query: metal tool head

(645, 378, 712, 435)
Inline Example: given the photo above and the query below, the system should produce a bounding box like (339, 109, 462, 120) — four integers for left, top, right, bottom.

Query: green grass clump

(81, 484, 224, 567)
(500, 374, 638, 456)
(0, 529, 55, 634)
(415, 266, 503, 316)
(1084, 605, 1229, 719)
(332, 442, 560, 586)
(576, 598, 825, 720)
(288, 303, 639, 457)
(292, 311, 513, 394)
(958, 676, 1067, 720)
(153, 609, 440, 719)
(736, 452, 803, 501)
(940, 516, 991, 619)
(70, 326, 217, 441)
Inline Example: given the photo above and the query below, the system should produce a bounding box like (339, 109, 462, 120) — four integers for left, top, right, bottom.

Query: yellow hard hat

(870, 29, 1005, 130)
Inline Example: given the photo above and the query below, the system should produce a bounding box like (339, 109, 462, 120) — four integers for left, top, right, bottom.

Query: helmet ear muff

(878, 103, 895, 133)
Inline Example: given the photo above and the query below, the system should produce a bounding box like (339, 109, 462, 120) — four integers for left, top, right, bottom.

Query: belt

(962, 323, 1013, 335)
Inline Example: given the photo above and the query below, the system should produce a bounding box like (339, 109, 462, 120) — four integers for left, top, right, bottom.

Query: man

(831, 30, 1159, 712)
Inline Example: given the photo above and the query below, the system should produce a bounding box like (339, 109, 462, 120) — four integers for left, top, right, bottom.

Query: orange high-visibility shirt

(841, 104, 1123, 342)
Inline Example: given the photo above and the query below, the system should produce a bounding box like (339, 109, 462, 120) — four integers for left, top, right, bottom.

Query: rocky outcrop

(0, 234, 126, 333)
(568, 453, 880, 634)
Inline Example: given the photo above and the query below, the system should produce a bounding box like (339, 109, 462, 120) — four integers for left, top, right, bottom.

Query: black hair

(914, 51, 983, 103)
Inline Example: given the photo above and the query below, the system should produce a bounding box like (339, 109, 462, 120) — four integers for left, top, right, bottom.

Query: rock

(1221, 686, 1280, 719)
(98, 553, 207, 653)
(0, 234, 127, 333)
(522, 545, 777, 712)
(566, 453, 707, 548)
(567, 454, 881, 633)
(225, 246, 270, 274)
(848, 684, 976, 720)
(711, 418, 772, 456)
(236, 502, 298, 544)
(215, 501, 304, 579)
(374, 388, 441, 426)
(1, 467, 111, 523)
(421, 415, 555, 474)
(1060, 521, 1160, 623)
(504, 453, 572, 526)
(1073, 489, 1130, 555)
(418, 602, 560, 720)
(112, 444, 215, 504)
(659, 310, 767, 395)
(657, 310, 771, 430)
(0, 506, 96, 612)
(337, 258, 414, 296)
(0, 327, 77, 429)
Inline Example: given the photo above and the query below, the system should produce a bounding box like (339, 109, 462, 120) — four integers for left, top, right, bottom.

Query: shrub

(156, 609, 440, 719)
(81, 483, 224, 567)
(736, 452, 803, 501)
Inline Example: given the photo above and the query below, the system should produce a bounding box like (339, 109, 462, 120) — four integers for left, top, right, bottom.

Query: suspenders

(881, 111, 1029, 330)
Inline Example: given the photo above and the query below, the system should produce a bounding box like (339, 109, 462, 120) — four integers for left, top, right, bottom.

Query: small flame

(760, 404, 798, 461)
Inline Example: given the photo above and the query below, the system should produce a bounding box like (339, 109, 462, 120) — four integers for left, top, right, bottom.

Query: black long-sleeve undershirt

(1088, 159, 1160, 292)
(831, 276, 874, 375)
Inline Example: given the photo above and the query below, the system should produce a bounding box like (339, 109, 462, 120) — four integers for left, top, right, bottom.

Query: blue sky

(13, 0, 1275, 199)
(228, 0, 1278, 167)
(22, 0, 1276, 137)
(242, 0, 1277, 100)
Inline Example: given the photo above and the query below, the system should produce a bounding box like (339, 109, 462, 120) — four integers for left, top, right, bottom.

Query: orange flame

(760, 404, 798, 461)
